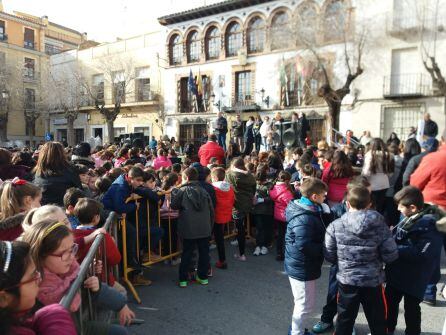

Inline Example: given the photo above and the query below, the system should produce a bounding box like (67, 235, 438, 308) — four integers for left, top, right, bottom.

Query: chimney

(82, 32, 88, 41)
(0, 0, 4, 12)
(41, 15, 49, 25)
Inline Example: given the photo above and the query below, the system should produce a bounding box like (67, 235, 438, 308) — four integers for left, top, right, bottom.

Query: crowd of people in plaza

(0, 110, 445, 335)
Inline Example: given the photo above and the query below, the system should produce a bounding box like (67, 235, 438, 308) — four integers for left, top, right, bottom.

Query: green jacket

(226, 170, 256, 213)
(252, 181, 274, 216)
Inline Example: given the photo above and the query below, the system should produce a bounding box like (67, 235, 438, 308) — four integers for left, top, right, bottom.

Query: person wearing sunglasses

(0, 240, 76, 335)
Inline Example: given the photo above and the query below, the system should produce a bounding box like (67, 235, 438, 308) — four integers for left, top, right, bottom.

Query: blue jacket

(284, 199, 327, 281)
(385, 205, 444, 299)
(102, 174, 136, 214)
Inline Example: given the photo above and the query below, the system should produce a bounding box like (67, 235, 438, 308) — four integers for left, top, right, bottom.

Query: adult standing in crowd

(360, 130, 373, 146)
(260, 115, 272, 151)
(198, 134, 225, 167)
(149, 136, 158, 150)
(232, 114, 244, 152)
(387, 132, 401, 146)
(215, 112, 228, 151)
(410, 128, 446, 305)
(32, 142, 82, 206)
(408, 126, 417, 139)
(253, 115, 262, 153)
(423, 113, 438, 138)
(244, 116, 255, 156)
(71, 142, 95, 169)
(402, 137, 439, 186)
(297, 112, 310, 148)
(0, 148, 31, 181)
(362, 138, 394, 214)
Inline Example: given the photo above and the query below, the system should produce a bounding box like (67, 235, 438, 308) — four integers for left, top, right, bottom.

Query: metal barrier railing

(121, 197, 251, 303)
(60, 211, 118, 334)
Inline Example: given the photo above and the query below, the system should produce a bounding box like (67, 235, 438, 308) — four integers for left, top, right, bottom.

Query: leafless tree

(292, 1, 367, 142)
(48, 63, 87, 146)
(0, 52, 10, 142)
(82, 55, 136, 143)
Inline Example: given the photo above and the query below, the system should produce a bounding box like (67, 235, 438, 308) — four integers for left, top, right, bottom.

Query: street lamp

(260, 88, 270, 109)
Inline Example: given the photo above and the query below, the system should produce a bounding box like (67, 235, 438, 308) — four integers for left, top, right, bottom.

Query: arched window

(225, 21, 242, 57)
(247, 16, 265, 54)
(205, 27, 220, 60)
(187, 30, 200, 63)
(270, 11, 292, 50)
(324, 1, 345, 41)
(169, 34, 182, 65)
(296, 4, 318, 44)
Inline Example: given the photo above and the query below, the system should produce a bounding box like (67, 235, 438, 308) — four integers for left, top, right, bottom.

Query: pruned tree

(48, 63, 87, 146)
(82, 55, 136, 143)
(292, 1, 367, 142)
(0, 52, 10, 142)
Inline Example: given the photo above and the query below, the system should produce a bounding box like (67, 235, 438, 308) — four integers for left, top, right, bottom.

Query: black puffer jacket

(171, 181, 214, 239)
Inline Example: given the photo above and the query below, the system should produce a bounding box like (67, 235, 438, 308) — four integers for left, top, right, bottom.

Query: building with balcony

(49, 31, 164, 144)
(0, 1, 95, 146)
(158, 0, 446, 146)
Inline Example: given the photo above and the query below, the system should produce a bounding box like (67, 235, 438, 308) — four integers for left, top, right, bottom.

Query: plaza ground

(129, 240, 446, 335)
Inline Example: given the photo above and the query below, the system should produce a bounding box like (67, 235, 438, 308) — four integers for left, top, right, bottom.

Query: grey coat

(324, 209, 398, 287)
(171, 182, 214, 239)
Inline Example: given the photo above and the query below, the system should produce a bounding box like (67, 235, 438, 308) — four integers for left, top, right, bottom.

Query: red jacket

(212, 181, 235, 224)
(322, 168, 350, 203)
(410, 144, 446, 209)
(269, 183, 294, 222)
(73, 228, 121, 286)
(198, 141, 225, 166)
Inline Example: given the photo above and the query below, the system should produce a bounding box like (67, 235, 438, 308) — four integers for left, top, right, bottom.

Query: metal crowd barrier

(60, 211, 118, 334)
(121, 198, 252, 303)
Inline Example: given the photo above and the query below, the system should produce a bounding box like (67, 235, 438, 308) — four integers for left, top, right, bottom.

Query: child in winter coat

(385, 186, 443, 335)
(211, 167, 235, 269)
(226, 157, 256, 261)
(285, 178, 329, 335)
(269, 171, 294, 261)
(324, 185, 398, 335)
(252, 164, 274, 256)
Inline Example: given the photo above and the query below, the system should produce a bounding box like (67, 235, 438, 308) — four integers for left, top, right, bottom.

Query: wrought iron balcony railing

(383, 73, 431, 98)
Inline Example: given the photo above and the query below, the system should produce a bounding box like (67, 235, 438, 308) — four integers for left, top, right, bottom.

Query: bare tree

(48, 63, 87, 146)
(0, 52, 10, 142)
(292, 2, 367, 142)
(82, 56, 136, 143)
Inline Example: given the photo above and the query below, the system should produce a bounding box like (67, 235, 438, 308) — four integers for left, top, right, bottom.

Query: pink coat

(322, 168, 350, 203)
(38, 261, 81, 312)
(153, 156, 172, 170)
(12, 304, 77, 335)
(269, 183, 294, 222)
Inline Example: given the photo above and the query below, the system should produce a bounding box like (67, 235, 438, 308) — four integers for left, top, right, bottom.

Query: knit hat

(421, 137, 439, 152)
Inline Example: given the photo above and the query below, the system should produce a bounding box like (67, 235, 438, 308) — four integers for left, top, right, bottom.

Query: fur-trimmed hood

(0, 212, 26, 231)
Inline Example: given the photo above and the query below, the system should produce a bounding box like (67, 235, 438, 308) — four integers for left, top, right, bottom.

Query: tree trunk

(67, 116, 75, 147)
(107, 120, 114, 144)
(0, 117, 7, 143)
(324, 99, 341, 144)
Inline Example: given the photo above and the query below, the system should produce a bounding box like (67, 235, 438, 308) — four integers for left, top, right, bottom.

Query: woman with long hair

(362, 138, 394, 214)
(394, 138, 421, 193)
(0, 148, 31, 181)
(322, 151, 354, 206)
(32, 142, 82, 206)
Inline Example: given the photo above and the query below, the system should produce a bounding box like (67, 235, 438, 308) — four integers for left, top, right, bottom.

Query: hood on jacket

(285, 199, 319, 222)
(0, 212, 26, 231)
(341, 210, 383, 237)
(184, 182, 206, 211)
(213, 181, 231, 192)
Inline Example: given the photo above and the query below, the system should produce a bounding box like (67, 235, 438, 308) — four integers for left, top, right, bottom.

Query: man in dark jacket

(423, 113, 438, 138)
(215, 112, 228, 151)
(232, 114, 244, 151)
(324, 186, 398, 335)
(297, 113, 310, 148)
(171, 167, 214, 287)
(285, 178, 329, 335)
(402, 137, 438, 186)
(386, 187, 443, 335)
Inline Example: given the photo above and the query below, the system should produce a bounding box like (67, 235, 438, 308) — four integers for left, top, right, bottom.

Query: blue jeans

(217, 133, 226, 151)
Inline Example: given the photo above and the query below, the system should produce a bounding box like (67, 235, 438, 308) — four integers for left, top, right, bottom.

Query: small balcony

(383, 73, 431, 99)
(222, 98, 260, 113)
(22, 69, 40, 82)
(0, 34, 7, 42)
(24, 41, 35, 50)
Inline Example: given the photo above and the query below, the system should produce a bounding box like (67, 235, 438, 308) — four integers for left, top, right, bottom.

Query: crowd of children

(0, 131, 445, 334)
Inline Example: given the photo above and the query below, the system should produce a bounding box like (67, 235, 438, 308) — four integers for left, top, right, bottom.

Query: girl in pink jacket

(269, 171, 294, 261)
(153, 149, 172, 170)
(0, 240, 77, 335)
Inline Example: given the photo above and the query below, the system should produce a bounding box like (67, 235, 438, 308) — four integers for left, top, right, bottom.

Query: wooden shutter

(24, 28, 34, 42)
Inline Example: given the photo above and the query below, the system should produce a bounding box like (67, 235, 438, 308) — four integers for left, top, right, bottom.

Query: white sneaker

(253, 246, 261, 256)
(260, 246, 269, 255)
(230, 239, 238, 246)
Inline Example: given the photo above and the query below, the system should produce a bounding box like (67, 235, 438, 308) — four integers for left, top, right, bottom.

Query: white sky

(3, 0, 222, 42)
